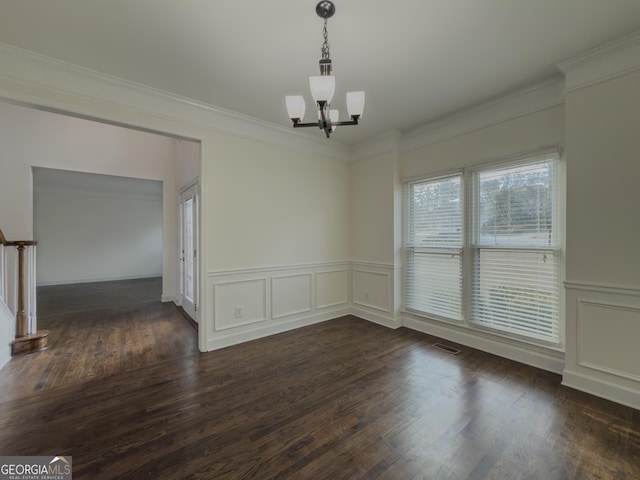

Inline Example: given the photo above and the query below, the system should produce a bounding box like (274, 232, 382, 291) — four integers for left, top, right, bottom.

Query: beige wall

(351, 151, 400, 265)
(175, 139, 201, 190)
(0, 101, 351, 357)
(33, 172, 163, 285)
(0, 104, 178, 239)
(205, 132, 350, 271)
(563, 70, 640, 409)
(0, 47, 352, 359)
(350, 150, 403, 326)
(0, 36, 637, 407)
(402, 105, 565, 178)
(0, 103, 179, 298)
(565, 70, 640, 287)
(350, 105, 567, 366)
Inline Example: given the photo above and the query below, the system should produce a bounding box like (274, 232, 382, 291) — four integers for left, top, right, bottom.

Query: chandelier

(285, 1, 365, 138)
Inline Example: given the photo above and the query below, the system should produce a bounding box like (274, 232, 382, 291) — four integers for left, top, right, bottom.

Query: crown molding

(557, 30, 640, 93)
(346, 77, 564, 161)
(0, 43, 350, 163)
(401, 76, 565, 154)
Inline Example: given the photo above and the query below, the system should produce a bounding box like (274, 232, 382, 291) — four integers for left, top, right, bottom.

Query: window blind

(471, 155, 560, 343)
(405, 174, 463, 320)
(472, 249, 560, 341)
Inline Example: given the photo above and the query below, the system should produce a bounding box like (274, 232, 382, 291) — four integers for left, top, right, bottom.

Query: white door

(179, 184, 198, 321)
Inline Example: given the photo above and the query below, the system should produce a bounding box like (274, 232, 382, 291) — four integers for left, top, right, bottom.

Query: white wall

(205, 132, 350, 271)
(350, 105, 567, 373)
(563, 69, 640, 409)
(203, 132, 352, 350)
(1, 35, 637, 409)
(352, 152, 397, 265)
(402, 106, 565, 177)
(348, 101, 568, 337)
(406, 106, 566, 372)
(0, 103, 179, 295)
(0, 44, 349, 360)
(564, 70, 640, 287)
(0, 102, 183, 365)
(350, 66, 640, 409)
(33, 169, 163, 285)
(175, 139, 201, 189)
(350, 151, 403, 327)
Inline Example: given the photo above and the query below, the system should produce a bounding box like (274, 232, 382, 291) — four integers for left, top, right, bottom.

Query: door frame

(178, 180, 200, 322)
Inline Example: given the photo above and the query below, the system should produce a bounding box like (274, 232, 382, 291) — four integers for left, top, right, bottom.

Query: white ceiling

(1, 0, 640, 146)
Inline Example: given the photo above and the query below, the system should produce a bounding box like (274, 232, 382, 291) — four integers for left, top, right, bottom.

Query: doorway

(33, 168, 163, 287)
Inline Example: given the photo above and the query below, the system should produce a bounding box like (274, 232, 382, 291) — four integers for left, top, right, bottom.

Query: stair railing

(0, 228, 49, 354)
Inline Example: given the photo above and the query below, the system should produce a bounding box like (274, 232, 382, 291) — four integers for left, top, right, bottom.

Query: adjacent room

(0, 1, 638, 478)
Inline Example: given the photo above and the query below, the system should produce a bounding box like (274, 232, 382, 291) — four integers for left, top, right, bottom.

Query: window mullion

(462, 168, 473, 326)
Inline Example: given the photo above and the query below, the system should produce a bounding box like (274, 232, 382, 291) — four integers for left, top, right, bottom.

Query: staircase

(0, 228, 49, 357)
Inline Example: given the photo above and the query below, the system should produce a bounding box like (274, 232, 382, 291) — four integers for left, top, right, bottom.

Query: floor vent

(432, 343, 461, 355)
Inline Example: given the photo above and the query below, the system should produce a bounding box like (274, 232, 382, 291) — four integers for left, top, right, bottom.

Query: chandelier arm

(333, 115, 361, 126)
(292, 121, 322, 128)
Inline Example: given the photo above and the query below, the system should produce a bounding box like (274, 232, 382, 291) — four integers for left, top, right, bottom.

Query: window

(405, 174, 463, 320)
(471, 157, 560, 342)
(404, 153, 562, 345)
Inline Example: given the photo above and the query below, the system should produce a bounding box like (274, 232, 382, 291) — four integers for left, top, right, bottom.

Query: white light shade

(285, 95, 306, 120)
(330, 109, 339, 132)
(347, 91, 365, 118)
(309, 75, 336, 104)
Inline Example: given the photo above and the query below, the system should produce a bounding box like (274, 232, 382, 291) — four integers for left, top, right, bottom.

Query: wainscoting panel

(316, 269, 348, 309)
(577, 300, 640, 381)
(205, 262, 351, 351)
(351, 262, 402, 329)
(353, 269, 390, 312)
(272, 273, 312, 320)
(213, 278, 267, 331)
(564, 282, 640, 410)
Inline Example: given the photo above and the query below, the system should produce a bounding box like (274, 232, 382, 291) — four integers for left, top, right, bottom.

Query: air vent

(432, 343, 461, 355)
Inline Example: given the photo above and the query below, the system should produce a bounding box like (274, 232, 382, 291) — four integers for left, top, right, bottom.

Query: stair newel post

(5, 235, 49, 355)
(27, 243, 37, 334)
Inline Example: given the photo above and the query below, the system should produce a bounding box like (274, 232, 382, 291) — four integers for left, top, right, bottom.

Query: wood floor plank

(0, 278, 638, 479)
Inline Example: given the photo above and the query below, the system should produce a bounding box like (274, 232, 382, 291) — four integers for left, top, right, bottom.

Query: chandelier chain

(321, 17, 331, 60)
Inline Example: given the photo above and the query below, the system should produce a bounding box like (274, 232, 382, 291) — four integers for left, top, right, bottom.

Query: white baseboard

(402, 315, 565, 374)
(562, 369, 640, 411)
(206, 307, 350, 351)
(161, 294, 177, 303)
(351, 306, 402, 329)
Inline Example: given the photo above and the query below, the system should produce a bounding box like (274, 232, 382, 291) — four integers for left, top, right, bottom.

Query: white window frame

(403, 150, 564, 349)
(404, 172, 464, 322)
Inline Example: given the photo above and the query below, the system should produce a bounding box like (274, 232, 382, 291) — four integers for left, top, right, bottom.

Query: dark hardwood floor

(0, 278, 197, 402)
(0, 279, 638, 479)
